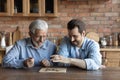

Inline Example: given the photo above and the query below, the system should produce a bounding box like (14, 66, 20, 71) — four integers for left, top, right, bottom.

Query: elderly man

(2, 19, 56, 68)
(51, 19, 102, 70)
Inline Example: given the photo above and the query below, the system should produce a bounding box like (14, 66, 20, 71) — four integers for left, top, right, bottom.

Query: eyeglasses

(31, 32, 47, 41)
(34, 36, 46, 41)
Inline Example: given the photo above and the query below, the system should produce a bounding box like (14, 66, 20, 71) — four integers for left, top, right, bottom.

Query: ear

(29, 31, 32, 37)
(82, 31, 86, 36)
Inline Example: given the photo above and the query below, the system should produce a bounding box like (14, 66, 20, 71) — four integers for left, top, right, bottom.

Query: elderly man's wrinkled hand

(24, 57, 34, 68)
(40, 59, 51, 67)
(51, 55, 70, 64)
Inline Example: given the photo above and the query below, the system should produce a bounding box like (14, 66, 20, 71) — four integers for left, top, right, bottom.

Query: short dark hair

(67, 19, 86, 34)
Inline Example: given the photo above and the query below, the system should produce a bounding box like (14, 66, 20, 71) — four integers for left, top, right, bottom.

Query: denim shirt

(2, 38, 56, 68)
(58, 36, 102, 70)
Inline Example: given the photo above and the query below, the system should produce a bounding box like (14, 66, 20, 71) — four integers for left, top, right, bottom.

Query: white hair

(29, 19, 48, 34)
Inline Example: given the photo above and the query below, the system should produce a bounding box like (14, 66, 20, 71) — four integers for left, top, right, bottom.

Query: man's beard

(71, 40, 83, 47)
(32, 39, 42, 48)
(71, 41, 78, 46)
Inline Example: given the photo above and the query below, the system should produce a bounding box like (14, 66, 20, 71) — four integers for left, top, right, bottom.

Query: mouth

(32, 40, 43, 47)
(37, 41, 43, 46)
(71, 41, 77, 45)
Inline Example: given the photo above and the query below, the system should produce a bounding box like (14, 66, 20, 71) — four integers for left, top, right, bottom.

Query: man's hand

(40, 59, 51, 67)
(24, 57, 34, 68)
(51, 55, 71, 64)
(99, 65, 106, 69)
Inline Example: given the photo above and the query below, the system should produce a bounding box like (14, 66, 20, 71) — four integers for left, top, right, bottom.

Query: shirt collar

(80, 37, 87, 50)
(26, 38, 47, 49)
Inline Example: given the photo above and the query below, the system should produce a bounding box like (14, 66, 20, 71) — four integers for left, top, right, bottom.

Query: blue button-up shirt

(2, 38, 56, 68)
(58, 36, 102, 70)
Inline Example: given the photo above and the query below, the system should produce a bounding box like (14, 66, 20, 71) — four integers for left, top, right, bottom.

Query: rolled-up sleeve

(84, 42, 102, 70)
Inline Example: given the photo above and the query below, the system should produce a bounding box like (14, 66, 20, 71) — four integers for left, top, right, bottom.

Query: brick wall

(0, 0, 120, 45)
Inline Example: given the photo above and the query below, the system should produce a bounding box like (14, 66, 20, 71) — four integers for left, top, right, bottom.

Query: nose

(70, 37, 74, 42)
(39, 36, 44, 42)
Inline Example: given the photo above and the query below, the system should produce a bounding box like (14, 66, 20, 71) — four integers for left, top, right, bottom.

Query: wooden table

(0, 67, 120, 80)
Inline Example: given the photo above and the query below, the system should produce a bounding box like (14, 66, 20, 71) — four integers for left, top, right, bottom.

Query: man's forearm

(70, 58, 86, 69)
(51, 55, 86, 69)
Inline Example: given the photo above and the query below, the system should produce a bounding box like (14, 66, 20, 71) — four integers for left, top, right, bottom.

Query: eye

(74, 35, 79, 38)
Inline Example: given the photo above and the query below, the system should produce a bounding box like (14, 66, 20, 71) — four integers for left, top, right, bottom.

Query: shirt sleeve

(84, 41, 102, 70)
(2, 42, 25, 68)
(58, 37, 70, 57)
(57, 37, 71, 66)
